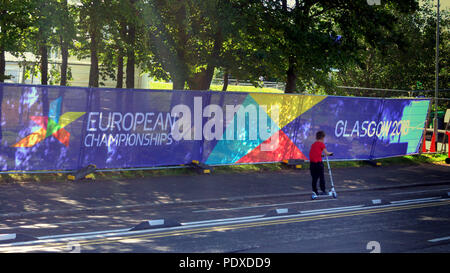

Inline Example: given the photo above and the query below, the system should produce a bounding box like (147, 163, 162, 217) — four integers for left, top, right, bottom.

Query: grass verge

(148, 81, 283, 93)
(0, 153, 448, 184)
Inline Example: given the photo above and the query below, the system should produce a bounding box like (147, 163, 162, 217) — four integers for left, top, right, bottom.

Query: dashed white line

(390, 197, 441, 204)
(428, 236, 450, 243)
(0, 234, 16, 241)
(2, 198, 449, 249)
(300, 205, 364, 214)
(193, 199, 335, 213)
(0, 220, 95, 230)
(184, 215, 264, 226)
(389, 188, 450, 196)
(38, 227, 130, 240)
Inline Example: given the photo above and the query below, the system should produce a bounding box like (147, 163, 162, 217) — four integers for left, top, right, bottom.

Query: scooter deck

(311, 190, 337, 200)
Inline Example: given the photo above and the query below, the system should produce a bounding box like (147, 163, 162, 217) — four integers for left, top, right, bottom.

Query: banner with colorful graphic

(0, 83, 430, 171)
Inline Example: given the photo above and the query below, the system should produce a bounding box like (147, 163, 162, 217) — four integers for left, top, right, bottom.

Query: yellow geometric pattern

(249, 94, 327, 129)
(58, 112, 86, 128)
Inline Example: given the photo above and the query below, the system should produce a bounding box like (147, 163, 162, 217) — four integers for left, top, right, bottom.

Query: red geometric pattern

(236, 130, 307, 163)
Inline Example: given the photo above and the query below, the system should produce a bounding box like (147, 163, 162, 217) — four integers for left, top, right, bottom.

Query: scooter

(311, 154, 337, 200)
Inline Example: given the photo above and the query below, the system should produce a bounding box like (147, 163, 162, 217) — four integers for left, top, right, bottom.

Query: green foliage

(229, 0, 419, 93)
(0, 0, 34, 81)
(0, 0, 34, 52)
(1, 0, 446, 96)
(48, 63, 73, 85)
(140, 0, 245, 90)
(331, 0, 449, 97)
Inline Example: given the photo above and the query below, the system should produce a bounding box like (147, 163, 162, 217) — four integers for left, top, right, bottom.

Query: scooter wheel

(332, 192, 337, 198)
(311, 194, 317, 200)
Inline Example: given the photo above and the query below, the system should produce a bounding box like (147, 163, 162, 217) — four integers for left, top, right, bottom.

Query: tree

(94, 0, 127, 88)
(77, 0, 111, 87)
(75, 0, 146, 89)
(0, 0, 34, 82)
(27, 0, 59, 86)
(231, 0, 418, 93)
(53, 0, 77, 86)
(141, 0, 235, 90)
(110, 0, 142, 89)
(332, 0, 449, 97)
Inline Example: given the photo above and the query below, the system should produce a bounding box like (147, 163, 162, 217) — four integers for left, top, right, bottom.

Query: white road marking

(276, 208, 289, 214)
(2, 197, 448, 249)
(389, 188, 450, 196)
(0, 220, 95, 230)
(3, 206, 370, 247)
(185, 215, 264, 226)
(38, 228, 130, 240)
(193, 199, 335, 213)
(54, 220, 95, 225)
(148, 219, 165, 226)
(390, 197, 441, 204)
(300, 205, 364, 214)
(428, 236, 450, 243)
(0, 234, 16, 241)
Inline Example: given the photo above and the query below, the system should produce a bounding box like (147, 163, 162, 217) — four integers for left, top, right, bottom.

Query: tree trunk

(40, 39, 48, 85)
(89, 42, 99, 87)
(126, 0, 137, 89)
(282, 0, 287, 10)
(126, 24, 135, 89)
(87, 0, 100, 88)
(88, 28, 99, 87)
(187, 67, 216, 90)
(59, 0, 69, 86)
(172, 73, 186, 90)
(284, 60, 297, 93)
(116, 22, 127, 89)
(187, 30, 222, 90)
(0, 9, 4, 83)
(222, 70, 229, 91)
(116, 53, 124, 88)
(203, 65, 216, 90)
(115, 37, 124, 109)
(0, 49, 5, 83)
(60, 36, 68, 86)
(171, 1, 188, 90)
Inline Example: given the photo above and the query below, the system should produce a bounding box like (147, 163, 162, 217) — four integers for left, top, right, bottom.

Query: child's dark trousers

(310, 162, 326, 194)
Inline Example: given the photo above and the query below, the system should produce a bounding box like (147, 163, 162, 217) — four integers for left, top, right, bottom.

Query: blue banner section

(0, 83, 430, 171)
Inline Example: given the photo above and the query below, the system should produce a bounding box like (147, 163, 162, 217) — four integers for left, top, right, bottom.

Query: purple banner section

(0, 83, 430, 171)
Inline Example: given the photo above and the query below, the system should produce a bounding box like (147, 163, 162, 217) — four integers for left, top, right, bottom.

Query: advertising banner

(0, 83, 430, 171)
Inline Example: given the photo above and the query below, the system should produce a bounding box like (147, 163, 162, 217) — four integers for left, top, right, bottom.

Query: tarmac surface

(0, 163, 449, 253)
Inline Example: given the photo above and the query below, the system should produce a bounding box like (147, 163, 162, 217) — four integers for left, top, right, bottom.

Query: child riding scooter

(309, 131, 336, 199)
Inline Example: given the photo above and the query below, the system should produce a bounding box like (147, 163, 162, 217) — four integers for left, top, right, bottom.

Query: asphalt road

(0, 180, 449, 253)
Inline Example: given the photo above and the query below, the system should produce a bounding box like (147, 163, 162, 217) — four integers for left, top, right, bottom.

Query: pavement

(1, 163, 449, 219)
